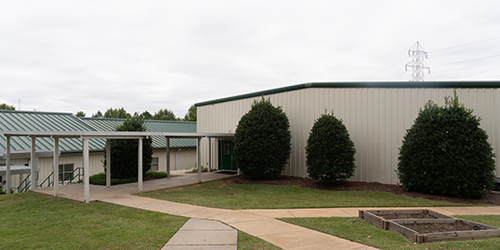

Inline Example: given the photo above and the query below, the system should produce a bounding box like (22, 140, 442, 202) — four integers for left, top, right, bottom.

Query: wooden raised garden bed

(359, 209, 500, 243)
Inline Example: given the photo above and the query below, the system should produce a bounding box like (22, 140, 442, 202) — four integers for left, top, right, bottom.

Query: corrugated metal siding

(0, 111, 102, 152)
(152, 148, 196, 171)
(198, 87, 500, 184)
(82, 117, 197, 148)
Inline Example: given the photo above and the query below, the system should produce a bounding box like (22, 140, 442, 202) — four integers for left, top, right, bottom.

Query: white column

(197, 137, 201, 183)
(30, 136, 36, 190)
(106, 139, 111, 187)
(6, 136, 11, 194)
(166, 137, 170, 178)
(53, 137, 59, 197)
(208, 137, 211, 172)
(19, 174, 23, 189)
(83, 138, 90, 203)
(138, 138, 143, 193)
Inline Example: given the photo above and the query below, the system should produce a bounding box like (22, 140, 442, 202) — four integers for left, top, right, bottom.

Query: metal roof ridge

(194, 80, 500, 107)
(0, 110, 74, 115)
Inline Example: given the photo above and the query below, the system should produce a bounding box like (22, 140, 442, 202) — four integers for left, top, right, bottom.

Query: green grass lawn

(281, 215, 500, 250)
(139, 179, 480, 209)
(0, 192, 280, 250)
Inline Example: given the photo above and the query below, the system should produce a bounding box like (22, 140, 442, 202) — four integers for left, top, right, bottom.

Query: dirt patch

(378, 212, 441, 220)
(404, 220, 480, 234)
(223, 175, 500, 205)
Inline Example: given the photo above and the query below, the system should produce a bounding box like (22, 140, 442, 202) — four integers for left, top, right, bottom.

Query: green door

(219, 141, 237, 170)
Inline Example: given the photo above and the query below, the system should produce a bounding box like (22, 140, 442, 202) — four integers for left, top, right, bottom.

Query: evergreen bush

(234, 97, 291, 179)
(397, 91, 495, 199)
(105, 115, 153, 179)
(306, 112, 356, 185)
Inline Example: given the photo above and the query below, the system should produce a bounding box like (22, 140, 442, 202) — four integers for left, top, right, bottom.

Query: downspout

(175, 148, 181, 170)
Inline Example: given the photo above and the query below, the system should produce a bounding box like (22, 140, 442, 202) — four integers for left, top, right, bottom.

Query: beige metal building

(195, 82, 500, 184)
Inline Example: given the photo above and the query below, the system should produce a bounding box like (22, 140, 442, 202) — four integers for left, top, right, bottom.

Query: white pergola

(1, 131, 233, 203)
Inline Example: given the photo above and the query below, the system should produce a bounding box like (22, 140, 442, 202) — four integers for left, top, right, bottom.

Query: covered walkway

(1, 131, 233, 202)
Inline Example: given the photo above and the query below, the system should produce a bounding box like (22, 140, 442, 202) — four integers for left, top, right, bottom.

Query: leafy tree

(397, 91, 495, 199)
(92, 110, 103, 118)
(0, 103, 15, 110)
(140, 111, 153, 120)
(183, 105, 197, 121)
(306, 112, 356, 185)
(152, 109, 178, 120)
(75, 111, 86, 117)
(105, 115, 153, 179)
(104, 107, 131, 119)
(234, 97, 291, 179)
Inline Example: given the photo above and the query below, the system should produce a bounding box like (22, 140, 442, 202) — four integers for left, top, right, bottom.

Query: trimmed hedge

(89, 171, 167, 185)
(397, 91, 495, 199)
(234, 97, 291, 179)
(306, 112, 356, 185)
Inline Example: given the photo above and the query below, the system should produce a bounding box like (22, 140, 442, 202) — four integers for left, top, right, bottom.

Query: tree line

(76, 105, 197, 121)
(0, 103, 196, 121)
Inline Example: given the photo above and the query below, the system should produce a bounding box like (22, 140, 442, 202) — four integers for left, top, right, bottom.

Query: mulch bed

(223, 175, 500, 206)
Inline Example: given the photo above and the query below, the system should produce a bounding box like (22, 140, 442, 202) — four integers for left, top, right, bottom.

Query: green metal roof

(81, 118, 197, 149)
(195, 81, 500, 107)
(0, 111, 197, 153)
(0, 110, 102, 152)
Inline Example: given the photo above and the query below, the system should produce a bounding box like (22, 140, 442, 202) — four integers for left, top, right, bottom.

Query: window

(59, 164, 74, 181)
(151, 158, 159, 171)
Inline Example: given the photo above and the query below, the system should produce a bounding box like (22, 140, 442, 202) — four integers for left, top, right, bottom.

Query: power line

(433, 53, 500, 68)
(458, 67, 500, 80)
(428, 36, 500, 54)
(364, 56, 408, 81)
(387, 71, 406, 81)
(423, 17, 500, 43)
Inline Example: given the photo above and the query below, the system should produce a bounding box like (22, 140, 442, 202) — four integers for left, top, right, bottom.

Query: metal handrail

(40, 172, 54, 187)
(14, 171, 39, 193)
(11, 167, 84, 193)
(60, 167, 83, 184)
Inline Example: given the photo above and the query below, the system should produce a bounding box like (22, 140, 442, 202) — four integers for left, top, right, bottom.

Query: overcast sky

(1, 0, 500, 118)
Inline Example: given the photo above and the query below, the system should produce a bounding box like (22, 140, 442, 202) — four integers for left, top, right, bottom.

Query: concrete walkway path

(31, 171, 500, 250)
(162, 218, 237, 250)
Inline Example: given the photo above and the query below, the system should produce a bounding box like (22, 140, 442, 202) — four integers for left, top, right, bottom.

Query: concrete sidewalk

(162, 218, 237, 250)
(32, 170, 235, 202)
(31, 172, 500, 250)
(105, 195, 379, 250)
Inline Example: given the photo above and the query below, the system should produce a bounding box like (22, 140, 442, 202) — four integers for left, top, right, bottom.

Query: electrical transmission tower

(405, 41, 430, 81)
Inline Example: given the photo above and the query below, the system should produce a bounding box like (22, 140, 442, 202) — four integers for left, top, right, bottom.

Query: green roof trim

(195, 81, 500, 107)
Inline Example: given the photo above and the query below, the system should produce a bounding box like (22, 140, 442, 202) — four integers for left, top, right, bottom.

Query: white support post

(19, 174, 23, 189)
(83, 138, 90, 203)
(53, 137, 59, 197)
(106, 139, 111, 187)
(166, 137, 170, 178)
(197, 137, 201, 183)
(6, 136, 11, 194)
(138, 138, 143, 193)
(30, 136, 36, 190)
(208, 137, 211, 173)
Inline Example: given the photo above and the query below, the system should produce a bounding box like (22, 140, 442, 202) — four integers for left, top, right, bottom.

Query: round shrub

(105, 115, 153, 179)
(306, 112, 356, 185)
(397, 92, 495, 199)
(234, 97, 291, 179)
